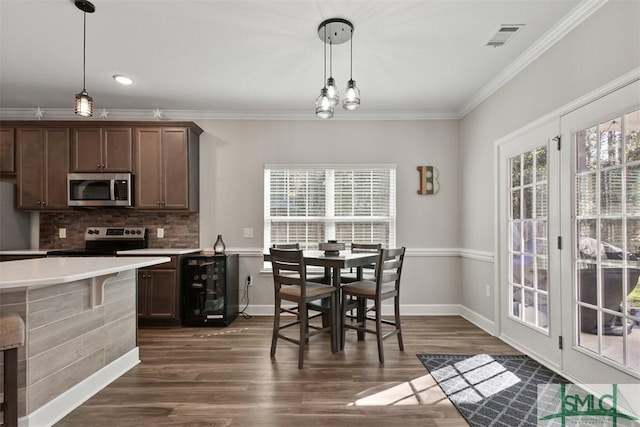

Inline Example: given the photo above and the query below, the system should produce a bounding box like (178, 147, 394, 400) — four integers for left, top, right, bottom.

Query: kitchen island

(0, 256, 169, 427)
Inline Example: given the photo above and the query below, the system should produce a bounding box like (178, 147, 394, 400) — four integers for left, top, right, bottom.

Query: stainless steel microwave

(68, 173, 133, 207)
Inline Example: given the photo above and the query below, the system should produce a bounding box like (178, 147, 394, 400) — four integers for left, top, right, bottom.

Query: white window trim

(264, 163, 397, 252)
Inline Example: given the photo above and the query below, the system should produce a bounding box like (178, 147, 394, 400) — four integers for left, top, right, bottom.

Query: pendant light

(315, 18, 358, 118)
(74, 0, 95, 117)
(315, 24, 333, 119)
(343, 28, 360, 111)
(326, 41, 339, 107)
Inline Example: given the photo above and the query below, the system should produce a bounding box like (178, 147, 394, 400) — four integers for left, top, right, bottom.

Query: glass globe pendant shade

(326, 77, 339, 107)
(315, 87, 334, 119)
(75, 90, 94, 117)
(342, 79, 360, 111)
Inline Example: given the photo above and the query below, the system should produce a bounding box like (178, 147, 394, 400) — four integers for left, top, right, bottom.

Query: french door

(500, 80, 640, 386)
(498, 118, 563, 370)
(559, 79, 640, 384)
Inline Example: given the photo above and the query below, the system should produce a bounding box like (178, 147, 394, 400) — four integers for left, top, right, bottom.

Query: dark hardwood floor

(55, 316, 520, 426)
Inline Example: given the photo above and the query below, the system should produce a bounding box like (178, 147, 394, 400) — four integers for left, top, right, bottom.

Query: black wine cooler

(181, 253, 239, 326)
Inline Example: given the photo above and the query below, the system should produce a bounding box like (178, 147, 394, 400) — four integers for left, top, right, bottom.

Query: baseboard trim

(459, 306, 497, 336)
(244, 304, 463, 317)
(21, 348, 140, 427)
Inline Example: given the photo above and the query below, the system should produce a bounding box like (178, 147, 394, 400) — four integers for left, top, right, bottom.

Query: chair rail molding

(231, 247, 494, 262)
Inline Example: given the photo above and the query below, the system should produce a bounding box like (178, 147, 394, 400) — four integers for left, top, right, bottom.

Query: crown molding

(457, 0, 608, 118)
(0, 108, 459, 122)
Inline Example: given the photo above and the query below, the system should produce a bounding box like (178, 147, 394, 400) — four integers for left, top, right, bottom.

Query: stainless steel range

(47, 227, 148, 256)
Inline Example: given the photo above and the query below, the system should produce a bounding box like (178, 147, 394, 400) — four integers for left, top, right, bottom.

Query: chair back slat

(350, 242, 382, 252)
(272, 243, 300, 250)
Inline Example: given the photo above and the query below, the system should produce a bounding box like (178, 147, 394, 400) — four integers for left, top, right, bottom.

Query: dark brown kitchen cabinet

(137, 256, 181, 326)
(134, 127, 199, 211)
(16, 128, 69, 210)
(71, 127, 133, 172)
(0, 127, 16, 176)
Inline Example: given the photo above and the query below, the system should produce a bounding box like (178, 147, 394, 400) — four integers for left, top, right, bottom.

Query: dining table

(264, 249, 379, 352)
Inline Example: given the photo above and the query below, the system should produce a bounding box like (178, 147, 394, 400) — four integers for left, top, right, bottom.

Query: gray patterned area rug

(417, 353, 569, 427)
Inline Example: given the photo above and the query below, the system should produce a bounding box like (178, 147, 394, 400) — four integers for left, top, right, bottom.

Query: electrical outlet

(243, 228, 254, 238)
(59, 228, 66, 238)
(485, 285, 491, 297)
(157, 228, 164, 238)
(247, 275, 252, 286)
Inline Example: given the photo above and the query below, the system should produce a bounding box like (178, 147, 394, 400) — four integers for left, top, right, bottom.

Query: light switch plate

(157, 228, 164, 238)
(59, 228, 66, 238)
(243, 228, 254, 238)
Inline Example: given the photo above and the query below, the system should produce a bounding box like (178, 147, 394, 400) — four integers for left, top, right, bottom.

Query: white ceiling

(0, 0, 600, 120)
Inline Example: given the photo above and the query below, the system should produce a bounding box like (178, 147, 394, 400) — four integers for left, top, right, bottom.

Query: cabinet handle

(157, 201, 161, 205)
(102, 164, 105, 169)
(97, 165, 101, 169)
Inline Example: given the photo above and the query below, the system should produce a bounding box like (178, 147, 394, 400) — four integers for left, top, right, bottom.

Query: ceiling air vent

(486, 24, 524, 47)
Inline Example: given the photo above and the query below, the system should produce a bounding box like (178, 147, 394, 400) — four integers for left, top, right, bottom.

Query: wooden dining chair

(341, 247, 406, 364)
(269, 248, 337, 368)
(272, 243, 327, 283)
(341, 242, 382, 283)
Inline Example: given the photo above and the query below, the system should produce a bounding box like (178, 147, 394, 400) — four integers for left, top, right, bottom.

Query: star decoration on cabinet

(152, 108, 164, 120)
(99, 108, 110, 119)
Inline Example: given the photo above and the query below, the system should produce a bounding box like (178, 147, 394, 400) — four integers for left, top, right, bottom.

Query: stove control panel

(84, 227, 147, 240)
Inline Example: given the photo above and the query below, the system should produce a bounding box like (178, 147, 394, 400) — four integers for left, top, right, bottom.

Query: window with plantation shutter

(264, 165, 396, 250)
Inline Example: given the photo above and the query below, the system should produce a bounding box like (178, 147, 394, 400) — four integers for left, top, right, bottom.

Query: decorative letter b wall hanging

(417, 166, 440, 195)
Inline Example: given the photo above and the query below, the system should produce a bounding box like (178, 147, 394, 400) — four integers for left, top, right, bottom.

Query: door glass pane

(626, 110, 640, 162)
(601, 312, 625, 364)
(599, 117, 623, 167)
(574, 107, 640, 374)
(511, 190, 521, 220)
(627, 165, 640, 215)
(576, 126, 598, 173)
(576, 174, 597, 216)
(509, 146, 549, 332)
(600, 169, 623, 215)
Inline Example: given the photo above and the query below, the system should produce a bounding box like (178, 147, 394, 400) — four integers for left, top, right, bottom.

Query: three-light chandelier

(315, 18, 360, 119)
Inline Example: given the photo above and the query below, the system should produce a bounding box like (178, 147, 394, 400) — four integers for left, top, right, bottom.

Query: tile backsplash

(40, 211, 199, 249)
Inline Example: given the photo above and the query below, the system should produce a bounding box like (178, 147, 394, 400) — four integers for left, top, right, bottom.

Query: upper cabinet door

(43, 128, 70, 209)
(135, 128, 163, 209)
(16, 128, 45, 208)
(16, 127, 69, 210)
(71, 128, 102, 172)
(0, 127, 16, 174)
(71, 127, 132, 172)
(162, 128, 189, 209)
(103, 127, 133, 172)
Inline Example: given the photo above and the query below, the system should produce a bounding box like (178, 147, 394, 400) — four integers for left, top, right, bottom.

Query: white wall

(459, 0, 640, 321)
(195, 119, 462, 311)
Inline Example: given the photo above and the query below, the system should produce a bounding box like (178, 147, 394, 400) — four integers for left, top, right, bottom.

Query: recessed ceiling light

(113, 74, 134, 85)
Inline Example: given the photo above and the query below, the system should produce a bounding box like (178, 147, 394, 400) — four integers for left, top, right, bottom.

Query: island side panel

(0, 289, 27, 417)
(25, 269, 138, 414)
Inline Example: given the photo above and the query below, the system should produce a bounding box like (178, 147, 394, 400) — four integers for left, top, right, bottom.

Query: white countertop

(0, 256, 170, 289)
(117, 248, 201, 255)
(0, 249, 49, 255)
